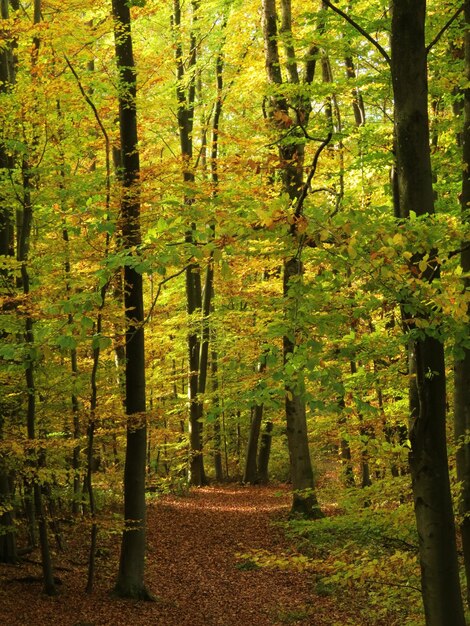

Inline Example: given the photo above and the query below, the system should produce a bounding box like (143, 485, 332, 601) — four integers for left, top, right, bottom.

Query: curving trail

(0, 485, 338, 625)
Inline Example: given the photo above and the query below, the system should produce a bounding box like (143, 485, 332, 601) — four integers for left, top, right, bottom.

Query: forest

(0, 0, 469, 624)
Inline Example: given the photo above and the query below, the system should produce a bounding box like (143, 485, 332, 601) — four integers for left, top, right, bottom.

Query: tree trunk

(391, 2, 465, 623)
(173, 0, 206, 486)
(283, 258, 322, 517)
(257, 420, 273, 485)
(262, 0, 323, 519)
(243, 357, 267, 484)
(16, 0, 57, 596)
(0, 0, 17, 564)
(454, 0, 470, 609)
(243, 407, 262, 484)
(112, 0, 150, 600)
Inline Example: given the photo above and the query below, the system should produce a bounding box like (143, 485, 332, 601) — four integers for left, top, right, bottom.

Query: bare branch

(426, 5, 464, 54)
(321, 0, 391, 65)
(64, 55, 109, 147)
(293, 131, 333, 220)
(144, 264, 191, 325)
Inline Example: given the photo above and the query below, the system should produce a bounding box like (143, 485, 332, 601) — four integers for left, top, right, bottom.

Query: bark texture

(112, 0, 149, 599)
(391, 2, 465, 623)
(454, 0, 470, 609)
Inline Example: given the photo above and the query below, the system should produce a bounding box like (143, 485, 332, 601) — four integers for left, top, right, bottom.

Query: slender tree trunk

(86, 289, 109, 593)
(0, 0, 17, 564)
(210, 323, 224, 481)
(349, 361, 372, 488)
(391, 2, 465, 623)
(262, 0, 323, 518)
(172, 0, 206, 486)
(56, 113, 82, 515)
(112, 0, 150, 600)
(454, 0, 470, 609)
(209, 46, 224, 484)
(16, 0, 56, 596)
(243, 357, 266, 484)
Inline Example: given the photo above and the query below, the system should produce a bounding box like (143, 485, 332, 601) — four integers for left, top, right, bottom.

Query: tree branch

(426, 5, 464, 54)
(294, 132, 333, 220)
(64, 55, 109, 147)
(144, 264, 191, 325)
(321, 0, 391, 65)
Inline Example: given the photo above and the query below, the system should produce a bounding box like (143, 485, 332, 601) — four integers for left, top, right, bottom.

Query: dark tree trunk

(0, 0, 17, 564)
(112, 0, 149, 600)
(211, 344, 224, 482)
(283, 259, 322, 517)
(454, 0, 470, 609)
(243, 357, 267, 484)
(391, 2, 465, 623)
(257, 421, 273, 485)
(16, 0, 56, 596)
(243, 406, 262, 484)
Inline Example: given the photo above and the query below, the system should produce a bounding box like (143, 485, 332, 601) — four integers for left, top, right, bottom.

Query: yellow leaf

(418, 258, 428, 273)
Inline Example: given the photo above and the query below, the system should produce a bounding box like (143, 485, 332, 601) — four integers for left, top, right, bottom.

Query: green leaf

(57, 335, 77, 351)
(92, 334, 112, 351)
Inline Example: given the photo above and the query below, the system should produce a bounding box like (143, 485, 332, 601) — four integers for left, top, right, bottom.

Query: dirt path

(0, 485, 336, 626)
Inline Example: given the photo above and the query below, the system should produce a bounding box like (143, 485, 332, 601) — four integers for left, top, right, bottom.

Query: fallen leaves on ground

(0, 484, 345, 625)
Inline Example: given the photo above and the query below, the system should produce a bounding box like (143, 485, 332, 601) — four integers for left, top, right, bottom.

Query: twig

(143, 264, 191, 325)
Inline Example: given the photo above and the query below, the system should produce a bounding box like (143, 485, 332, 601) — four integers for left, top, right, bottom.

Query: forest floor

(0, 484, 346, 626)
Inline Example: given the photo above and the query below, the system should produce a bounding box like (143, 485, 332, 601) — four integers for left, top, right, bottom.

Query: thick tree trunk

(112, 0, 149, 600)
(391, 2, 465, 623)
(257, 420, 273, 484)
(243, 406, 262, 484)
(186, 260, 206, 486)
(454, 0, 470, 609)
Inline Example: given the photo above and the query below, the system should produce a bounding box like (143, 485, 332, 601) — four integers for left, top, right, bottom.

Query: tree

(390, 1, 465, 623)
(0, 0, 17, 565)
(112, 0, 150, 600)
(454, 0, 470, 609)
(262, 0, 327, 517)
(172, 0, 208, 487)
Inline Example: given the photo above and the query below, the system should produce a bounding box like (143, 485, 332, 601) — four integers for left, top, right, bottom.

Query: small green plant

(235, 558, 260, 571)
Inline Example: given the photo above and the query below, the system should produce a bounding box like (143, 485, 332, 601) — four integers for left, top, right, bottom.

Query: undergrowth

(238, 476, 427, 625)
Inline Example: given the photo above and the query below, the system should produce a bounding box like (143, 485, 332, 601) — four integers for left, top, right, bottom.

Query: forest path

(0, 484, 339, 626)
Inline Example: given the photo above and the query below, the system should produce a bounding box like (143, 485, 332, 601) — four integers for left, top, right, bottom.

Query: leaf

(57, 335, 77, 351)
(92, 334, 112, 351)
